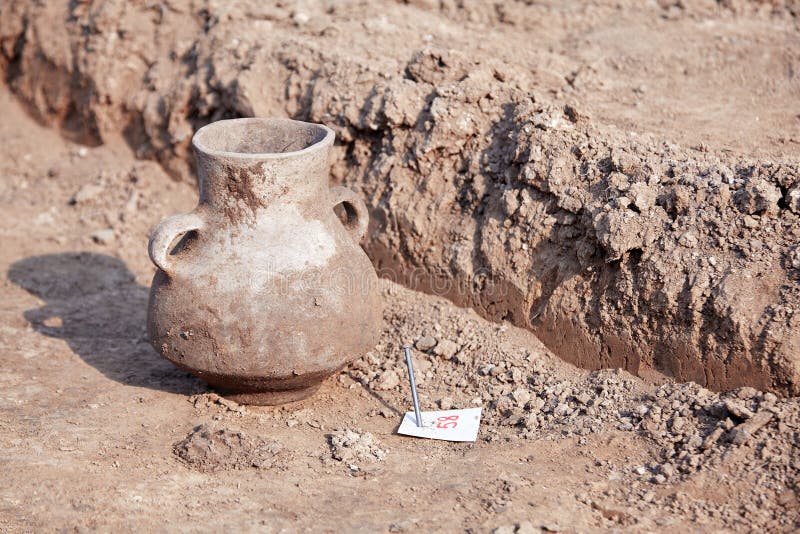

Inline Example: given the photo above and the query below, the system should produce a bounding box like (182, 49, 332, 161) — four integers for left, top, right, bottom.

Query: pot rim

(192, 117, 334, 160)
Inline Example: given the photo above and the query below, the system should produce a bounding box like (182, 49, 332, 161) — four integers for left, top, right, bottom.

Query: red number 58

(436, 415, 459, 429)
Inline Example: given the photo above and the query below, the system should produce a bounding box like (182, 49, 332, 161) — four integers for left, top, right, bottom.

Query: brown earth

(2, 0, 799, 393)
(2, 1, 800, 532)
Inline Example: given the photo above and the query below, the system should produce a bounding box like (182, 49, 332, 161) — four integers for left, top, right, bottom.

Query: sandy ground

(1, 84, 799, 533)
(2, 1, 800, 531)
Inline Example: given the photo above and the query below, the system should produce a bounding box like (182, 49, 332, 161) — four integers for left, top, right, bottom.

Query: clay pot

(146, 118, 382, 405)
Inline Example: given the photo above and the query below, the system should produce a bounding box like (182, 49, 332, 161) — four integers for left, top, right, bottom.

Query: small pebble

(415, 336, 437, 351)
(433, 339, 458, 359)
(91, 228, 115, 245)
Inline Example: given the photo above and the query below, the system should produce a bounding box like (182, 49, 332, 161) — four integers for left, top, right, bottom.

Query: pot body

(147, 118, 381, 405)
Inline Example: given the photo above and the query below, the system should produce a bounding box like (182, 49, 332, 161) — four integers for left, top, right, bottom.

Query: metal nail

(403, 345, 423, 427)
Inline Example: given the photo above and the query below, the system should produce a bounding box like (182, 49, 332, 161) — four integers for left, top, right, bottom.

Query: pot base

(221, 383, 323, 406)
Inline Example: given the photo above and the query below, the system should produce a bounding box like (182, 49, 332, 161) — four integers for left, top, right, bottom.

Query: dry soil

(2, 1, 800, 532)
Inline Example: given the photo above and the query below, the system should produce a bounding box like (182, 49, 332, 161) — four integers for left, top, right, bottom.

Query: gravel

(342, 281, 800, 530)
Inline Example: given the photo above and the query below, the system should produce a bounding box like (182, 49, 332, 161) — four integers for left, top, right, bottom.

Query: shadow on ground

(8, 252, 205, 395)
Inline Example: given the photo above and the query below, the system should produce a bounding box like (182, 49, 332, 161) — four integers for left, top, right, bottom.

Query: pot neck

(192, 119, 334, 218)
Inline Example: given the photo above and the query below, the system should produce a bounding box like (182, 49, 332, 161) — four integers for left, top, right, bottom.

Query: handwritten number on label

(398, 408, 481, 441)
(436, 415, 459, 429)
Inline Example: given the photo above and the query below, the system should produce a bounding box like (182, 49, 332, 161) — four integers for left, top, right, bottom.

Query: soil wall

(2, 0, 799, 393)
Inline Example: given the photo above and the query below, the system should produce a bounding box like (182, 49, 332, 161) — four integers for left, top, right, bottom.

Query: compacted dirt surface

(2, 78, 800, 533)
(2, 1, 800, 532)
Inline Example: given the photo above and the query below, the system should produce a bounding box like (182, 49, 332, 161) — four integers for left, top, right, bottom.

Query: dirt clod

(415, 336, 437, 351)
(433, 339, 458, 359)
(327, 429, 387, 467)
(174, 424, 283, 472)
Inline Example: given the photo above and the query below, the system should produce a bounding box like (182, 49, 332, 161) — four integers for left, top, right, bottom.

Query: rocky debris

(728, 410, 773, 446)
(789, 246, 800, 271)
(277, 408, 326, 430)
(786, 187, 800, 213)
(189, 392, 247, 416)
(327, 429, 387, 469)
(346, 281, 800, 531)
(736, 179, 782, 215)
(415, 336, 437, 351)
(634, 384, 782, 475)
(437, 396, 454, 410)
(433, 339, 458, 359)
(374, 369, 401, 391)
(173, 424, 283, 472)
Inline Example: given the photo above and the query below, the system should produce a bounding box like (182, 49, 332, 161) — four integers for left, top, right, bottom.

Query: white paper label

(397, 407, 482, 442)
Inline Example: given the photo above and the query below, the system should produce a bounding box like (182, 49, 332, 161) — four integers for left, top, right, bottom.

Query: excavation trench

(2, 0, 799, 394)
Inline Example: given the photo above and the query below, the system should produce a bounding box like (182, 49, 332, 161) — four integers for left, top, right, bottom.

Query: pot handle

(330, 186, 368, 243)
(148, 212, 205, 276)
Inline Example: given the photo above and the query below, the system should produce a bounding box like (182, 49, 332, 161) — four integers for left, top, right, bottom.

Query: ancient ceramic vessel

(147, 118, 382, 405)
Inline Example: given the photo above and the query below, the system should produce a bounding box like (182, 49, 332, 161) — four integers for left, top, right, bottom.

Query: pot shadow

(8, 252, 206, 395)
(345, 371, 403, 417)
